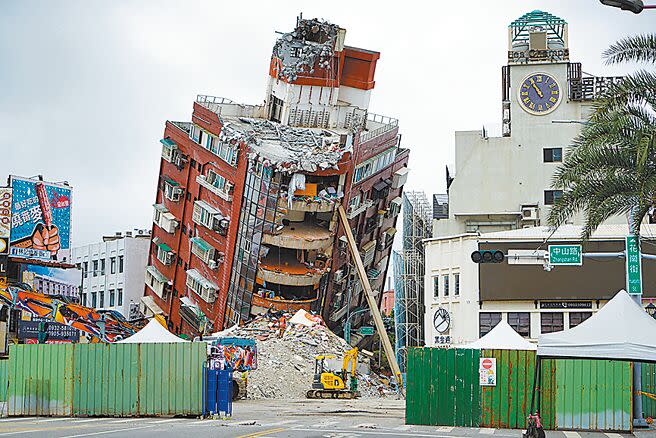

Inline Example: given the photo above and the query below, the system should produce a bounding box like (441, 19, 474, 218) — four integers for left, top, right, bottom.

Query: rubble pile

(229, 311, 395, 400)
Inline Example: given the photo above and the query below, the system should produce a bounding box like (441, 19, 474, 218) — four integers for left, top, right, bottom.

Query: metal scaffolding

(393, 191, 432, 373)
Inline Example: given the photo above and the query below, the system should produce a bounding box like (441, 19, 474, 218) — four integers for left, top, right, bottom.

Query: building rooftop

(221, 116, 349, 174)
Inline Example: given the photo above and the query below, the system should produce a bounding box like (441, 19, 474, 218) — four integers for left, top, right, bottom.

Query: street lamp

(344, 307, 370, 344)
(599, 0, 656, 13)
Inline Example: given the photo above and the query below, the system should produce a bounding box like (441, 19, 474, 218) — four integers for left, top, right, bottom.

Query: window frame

(543, 147, 563, 163)
(479, 312, 502, 337)
(540, 312, 564, 334)
(544, 190, 563, 205)
(507, 312, 531, 337)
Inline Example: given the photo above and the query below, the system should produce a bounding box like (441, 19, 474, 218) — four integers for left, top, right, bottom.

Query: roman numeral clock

(518, 72, 561, 115)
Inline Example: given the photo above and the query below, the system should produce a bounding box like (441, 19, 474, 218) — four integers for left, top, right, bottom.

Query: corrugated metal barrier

(0, 358, 9, 403)
(641, 362, 656, 419)
(555, 359, 632, 432)
(406, 348, 480, 427)
(7, 343, 206, 417)
(407, 348, 633, 432)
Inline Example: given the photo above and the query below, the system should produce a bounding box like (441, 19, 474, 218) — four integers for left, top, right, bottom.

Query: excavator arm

(336, 205, 405, 395)
(342, 347, 358, 377)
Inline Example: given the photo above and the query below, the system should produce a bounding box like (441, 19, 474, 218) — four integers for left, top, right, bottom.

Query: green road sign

(626, 235, 642, 295)
(548, 244, 582, 266)
(358, 326, 375, 336)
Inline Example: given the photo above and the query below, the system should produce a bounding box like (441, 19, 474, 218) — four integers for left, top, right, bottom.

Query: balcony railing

(196, 175, 232, 201)
(347, 199, 374, 220)
(360, 113, 399, 143)
(196, 95, 266, 119)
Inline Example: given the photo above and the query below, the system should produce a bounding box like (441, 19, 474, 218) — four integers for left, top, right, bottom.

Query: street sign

(358, 326, 375, 336)
(626, 235, 642, 295)
(548, 244, 582, 266)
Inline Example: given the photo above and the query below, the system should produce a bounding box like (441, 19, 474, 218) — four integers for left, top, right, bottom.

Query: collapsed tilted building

(144, 16, 409, 341)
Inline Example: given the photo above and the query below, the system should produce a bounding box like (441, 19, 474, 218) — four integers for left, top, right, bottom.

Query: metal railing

(360, 112, 399, 143)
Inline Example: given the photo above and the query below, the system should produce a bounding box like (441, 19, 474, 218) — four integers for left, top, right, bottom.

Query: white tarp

(289, 308, 322, 327)
(117, 319, 188, 344)
(462, 320, 536, 350)
(538, 290, 656, 362)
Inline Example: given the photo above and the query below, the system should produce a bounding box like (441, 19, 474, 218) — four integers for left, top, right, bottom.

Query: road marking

(292, 429, 463, 438)
(107, 418, 149, 424)
(35, 418, 72, 423)
(563, 432, 581, 438)
(236, 428, 287, 438)
(71, 418, 105, 423)
(0, 429, 44, 436)
(59, 425, 153, 438)
(437, 426, 453, 432)
(479, 428, 495, 434)
(355, 423, 378, 429)
(315, 420, 340, 427)
(260, 419, 296, 427)
(0, 418, 37, 423)
(394, 425, 414, 431)
(146, 418, 184, 424)
(605, 434, 624, 438)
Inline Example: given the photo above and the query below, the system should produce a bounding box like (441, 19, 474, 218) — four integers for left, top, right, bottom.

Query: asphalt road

(0, 399, 648, 438)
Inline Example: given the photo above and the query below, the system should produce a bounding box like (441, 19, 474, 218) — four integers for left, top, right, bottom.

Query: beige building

(426, 11, 632, 347)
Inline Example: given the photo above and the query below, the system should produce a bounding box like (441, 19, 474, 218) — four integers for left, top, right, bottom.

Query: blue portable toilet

(205, 365, 233, 417)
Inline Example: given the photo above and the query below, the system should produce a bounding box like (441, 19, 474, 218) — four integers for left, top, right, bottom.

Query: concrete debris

(272, 18, 339, 82)
(231, 310, 394, 400)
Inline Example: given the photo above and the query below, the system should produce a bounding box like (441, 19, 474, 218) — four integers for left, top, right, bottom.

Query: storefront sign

(479, 357, 497, 386)
(540, 301, 592, 309)
(508, 48, 569, 63)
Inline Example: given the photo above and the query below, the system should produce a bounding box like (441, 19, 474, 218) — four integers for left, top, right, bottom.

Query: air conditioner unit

(333, 269, 344, 284)
(208, 260, 217, 269)
(521, 206, 538, 221)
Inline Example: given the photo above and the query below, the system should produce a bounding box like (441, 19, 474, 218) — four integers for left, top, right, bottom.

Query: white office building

(72, 229, 150, 319)
(426, 11, 631, 347)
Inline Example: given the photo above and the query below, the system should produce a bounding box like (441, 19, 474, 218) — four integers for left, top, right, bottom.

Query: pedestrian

(278, 315, 287, 338)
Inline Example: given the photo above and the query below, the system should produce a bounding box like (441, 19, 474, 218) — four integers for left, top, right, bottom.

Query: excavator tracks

(306, 390, 359, 399)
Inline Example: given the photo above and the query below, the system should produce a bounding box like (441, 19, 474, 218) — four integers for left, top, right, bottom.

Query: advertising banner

(20, 263, 81, 301)
(18, 319, 80, 342)
(9, 176, 72, 262)
(0, 188, 11, 255)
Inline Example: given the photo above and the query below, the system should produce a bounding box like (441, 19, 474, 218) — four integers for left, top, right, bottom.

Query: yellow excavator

(307, 347, 359, 399)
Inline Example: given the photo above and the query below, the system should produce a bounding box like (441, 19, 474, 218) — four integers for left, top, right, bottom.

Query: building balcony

(347, 199, 374, 219)
(277, 196, 336, 214)
(360, 113, 398, 144)
(257, 250, 327, 287)
(251, 293, 318, 314)
(262, 222, 333, 250)
(196, 175, 232, 201)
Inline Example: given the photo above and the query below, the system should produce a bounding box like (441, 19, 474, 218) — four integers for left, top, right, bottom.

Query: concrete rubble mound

(230, 310, 395, 400)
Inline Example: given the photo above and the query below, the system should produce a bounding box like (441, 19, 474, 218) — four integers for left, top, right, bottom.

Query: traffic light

(471, 250, 505, 264)
(599, 0, 644, 13)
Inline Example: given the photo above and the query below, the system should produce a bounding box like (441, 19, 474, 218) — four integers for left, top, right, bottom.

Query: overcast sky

(1, 1, 653, 246)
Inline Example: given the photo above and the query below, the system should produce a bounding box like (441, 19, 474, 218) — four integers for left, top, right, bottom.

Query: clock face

(518, 72, 561, 115)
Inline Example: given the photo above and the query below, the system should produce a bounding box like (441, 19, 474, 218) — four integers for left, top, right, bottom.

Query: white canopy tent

(117, 319, 188, 344)
(538, 290, 656, 362)
(462, 320, 537, 350)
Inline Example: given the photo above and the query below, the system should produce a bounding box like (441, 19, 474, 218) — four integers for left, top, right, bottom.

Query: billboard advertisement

(0, 188, 11, 255)
(18, 319, 80, 343)
(20, 263, 81, 301)
(9, 176, 72, 262)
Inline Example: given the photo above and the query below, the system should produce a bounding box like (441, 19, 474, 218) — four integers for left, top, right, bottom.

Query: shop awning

(162, 212, 177, 222)
(190, 237, 212, 252)
(160, 138, 177, 148)
(186, 269, 218, 290)
(195, 200, 222, 217)
(146, 265, 167, 283)
(384, 227, 397, 238)
(140, 295, 164, 316)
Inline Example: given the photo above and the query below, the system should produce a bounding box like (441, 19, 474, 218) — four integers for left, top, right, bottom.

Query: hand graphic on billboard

(31, 223, 61, 255)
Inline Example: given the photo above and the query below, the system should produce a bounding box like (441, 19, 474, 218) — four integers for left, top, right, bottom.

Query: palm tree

(548, 34, 656, 239)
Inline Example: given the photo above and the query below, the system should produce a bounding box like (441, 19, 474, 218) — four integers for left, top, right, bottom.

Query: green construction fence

(5, 343, 206, 417)
(406, 347, 633, 432)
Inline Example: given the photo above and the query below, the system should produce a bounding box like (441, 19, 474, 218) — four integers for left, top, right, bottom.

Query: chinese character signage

(479, 357, 497, 386)
(626, 235, 642, 295)
(0, 188, 11, 255)
(9, 176, 72, 262)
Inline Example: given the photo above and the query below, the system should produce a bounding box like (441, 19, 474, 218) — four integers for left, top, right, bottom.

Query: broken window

(269, 95, 284, 123)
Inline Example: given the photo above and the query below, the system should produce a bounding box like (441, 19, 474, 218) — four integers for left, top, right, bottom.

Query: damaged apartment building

(143, 16, 409, 338)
